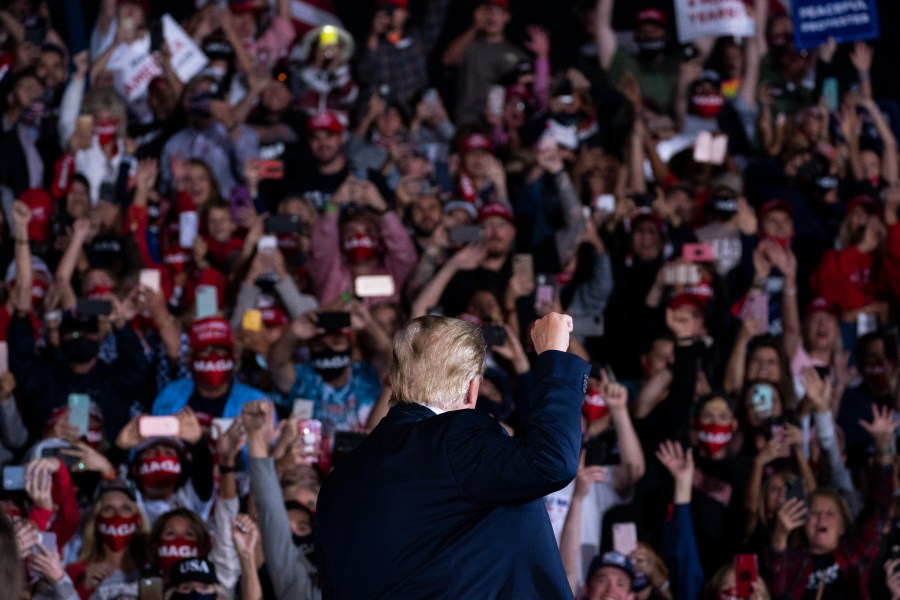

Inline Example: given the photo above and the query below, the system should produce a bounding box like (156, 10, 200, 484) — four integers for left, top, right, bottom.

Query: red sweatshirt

(809, 245, 883, 314)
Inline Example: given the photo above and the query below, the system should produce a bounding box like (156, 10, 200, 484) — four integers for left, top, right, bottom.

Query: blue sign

(792, 0, 880, 50)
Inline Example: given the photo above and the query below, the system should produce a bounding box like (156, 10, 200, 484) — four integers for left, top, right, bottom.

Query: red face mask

(85, 426, 104, 449)
(192, 348, 234, 388)
(718, 589, 739, 600)
(156, 536, 199, 575)
(88, 285, 114, 299)
(137, 453, 182, 489)
(342, 233, 379, 263)
(582, 389, 608, 421)
(691, 94, 724, 119)
(95, 119, 119, 147)
(96, 513, 140, 552)
(762, 234, 793, 250)
(697, 423, 733, 455)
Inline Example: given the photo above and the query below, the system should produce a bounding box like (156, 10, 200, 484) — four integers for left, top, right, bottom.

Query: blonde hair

(391, 316, 486, 411)
(77, 491, 150, 566)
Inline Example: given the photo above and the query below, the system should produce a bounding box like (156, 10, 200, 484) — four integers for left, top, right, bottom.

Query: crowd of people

(0, 0, 898, 597)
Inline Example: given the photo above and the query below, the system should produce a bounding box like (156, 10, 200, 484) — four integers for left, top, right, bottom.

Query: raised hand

(25, 458, 59, 510)
(773, 497, 807, 541)
(530, 313, 572, 354)
(232, 514, 260, 560)
(216, 419, 247, 467)
(655, 440, 693, 485)
(176, 407, 203, 444)
(449, 243, 487, 270)
(603, 381, 628, 413)
(801, 367, 832, 413)
(29, 542, 65, 582)
(60, 441, 114, 474)
(858, 404, 899, 454)
(573, 452, 607, 499)
(666, 306, 701, 340)
(524, 26, 550, 57)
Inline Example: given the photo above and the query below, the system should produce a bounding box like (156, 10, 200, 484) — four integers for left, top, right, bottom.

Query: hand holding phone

(733, 554, 758, 598)
(354, 275, 395, 298)
(612, 522, 638, 556)
(138, 416, 180, 438)
(68, 393, 91, 436)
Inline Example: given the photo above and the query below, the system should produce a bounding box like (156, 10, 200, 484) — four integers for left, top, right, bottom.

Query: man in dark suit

(316, 312, 590, 599)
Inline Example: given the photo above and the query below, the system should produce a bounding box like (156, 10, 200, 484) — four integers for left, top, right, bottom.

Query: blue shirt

(151, 378, 269, 418)
(281, 362, 381, 433)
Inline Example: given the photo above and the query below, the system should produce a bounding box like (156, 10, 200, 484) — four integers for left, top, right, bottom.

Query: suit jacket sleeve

(446, 350, 588, 505)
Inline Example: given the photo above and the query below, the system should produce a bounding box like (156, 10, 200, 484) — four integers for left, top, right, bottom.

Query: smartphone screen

(2, 465, 26, 491)
(179, 211, 198, 249)
(139, 269, 161, 294)
(195, 285, 218, 319)
(612, 522, 638, 555)
(68, 393, 91, 436)
(0, 341, 8, 375)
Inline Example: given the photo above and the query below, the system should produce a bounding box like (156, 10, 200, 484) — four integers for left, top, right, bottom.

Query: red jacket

(809, 245, 884, 313)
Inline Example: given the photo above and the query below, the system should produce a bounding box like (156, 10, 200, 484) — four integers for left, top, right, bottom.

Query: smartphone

(0, 341, 8, 376)
(265, 215, 302, 234)
(148, 18, 163, 53)
(512, 253, 534, 288)
(593, 194, 616, 213)
(292, 399, 315, 419)
(740, 293, 769, 334)
(297, 419, 323, 462)
(139, 576, 164, 600)
(354, 275, 395, 298)
(257, 234, 278, 252)
(39, 531, 57, 555)
(316, 311, 351, 331)
(487, 85, 506, 119)
(857, 312, 878, 337)
(423, 88, 440, 106)
(41, 446, 80, 469)
(256, 159, 285, 180)
(785, 477, 806, 504)
(765, 415, 785, 445)
(571, 313, 604, 338)
(179, 211, 198, 249)
(68, 393, 91, 436)
(749, 383, 775, 419)
(76, 298, 112, 317)
(584, 429, 620, 466)
(709, 134, 728, 165)
(682, 243, 716, 263)
(241, 309, 263, 333)
(139, 269, 161, 294)
(138, 416, 180, 438)
(482, 325, 507, 347)
(2, 465, 25, 491)
(449, 225, 483, 246)
(210, 418, 234, 441)
(813, 365, 831, 380)
(822, 78, 839, 113)
(612, 522, 638, 556)
(195, 285, 218, 319)
(733, 554, 758, 598)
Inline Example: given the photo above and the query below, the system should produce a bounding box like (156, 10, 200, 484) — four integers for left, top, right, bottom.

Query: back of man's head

(391, 316, 486, 411)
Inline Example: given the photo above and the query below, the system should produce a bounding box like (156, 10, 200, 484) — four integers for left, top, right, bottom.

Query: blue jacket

(316, 350, 589, 599)
(661, 503, 705, 600)
(151, 378, 268, 417)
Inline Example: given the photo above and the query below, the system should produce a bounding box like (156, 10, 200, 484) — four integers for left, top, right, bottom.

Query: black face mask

(62, 336, 99, 365)
(170, 593, 216, 600)
(310, 348, 352, 381)
(293, 533, 316, 563)
(411, 222, 438, 238)
(637, 37, 666, 60)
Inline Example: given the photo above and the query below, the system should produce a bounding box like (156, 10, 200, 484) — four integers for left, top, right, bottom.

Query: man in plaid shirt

(357, 0, 449, 105)
(762, 405, 896, 599)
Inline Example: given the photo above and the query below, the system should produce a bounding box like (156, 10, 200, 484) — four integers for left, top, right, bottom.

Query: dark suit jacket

(316, 350, 589, 599)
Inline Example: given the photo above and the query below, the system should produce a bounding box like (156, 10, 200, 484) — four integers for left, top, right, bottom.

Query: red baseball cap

(190, 317, 233, 351)
(461, 133, 493, 154)
(759, 198, 792, 219)
(261, 306, 290, 328)
(228, 0, 258, 13)
(478, 202, 514, 224)
(377, 0, 408, 8)
(19, 188, 53, 244)
(669, 292, 705, 312)
(307, 111, 344, 135)
(806, 297, 837, 317)
(847, 194, 880, 215)
(635, 7, 667, 27)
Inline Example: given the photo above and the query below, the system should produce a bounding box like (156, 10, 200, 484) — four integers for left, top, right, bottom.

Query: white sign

(675, 0, 755, 43)
(162, 14, 208, 83)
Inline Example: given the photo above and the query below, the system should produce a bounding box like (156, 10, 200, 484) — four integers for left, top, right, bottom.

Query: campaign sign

(792, 0, 880, 50)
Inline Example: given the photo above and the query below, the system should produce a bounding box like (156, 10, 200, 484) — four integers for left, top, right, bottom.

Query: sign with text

(676, 0, 754, 43)
(791, 0, 880, 50)
(161, 14, 208, 83)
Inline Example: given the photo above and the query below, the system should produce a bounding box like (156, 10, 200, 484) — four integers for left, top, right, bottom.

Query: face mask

(170, 593, 216, 600)
(85, 426, 104, 449)
(691, 93, 724, 119)
(762, 234, 792, 251)
(19, 100, 45, 127)
(342, 232, 379, 262)
(137, 453, 182, 489)
(719, 588, 739, 600)
(88, 285, 114, 299)
(310, 348, 352, 381)
(637, 37, 666, 59)
(96, 513, 140, 552)
(62, 336, 99, 365)
(582, 389, 608, 421)
(192, 349, 234, 388)
(157, 536, 199, 576)
(697, 423, 733, 455)
(94, 119, 119, 147)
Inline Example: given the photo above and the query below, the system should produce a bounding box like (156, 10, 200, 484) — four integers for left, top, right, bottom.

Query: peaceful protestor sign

(675, 0, 755, 43)
(791, 0, 880, 50)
